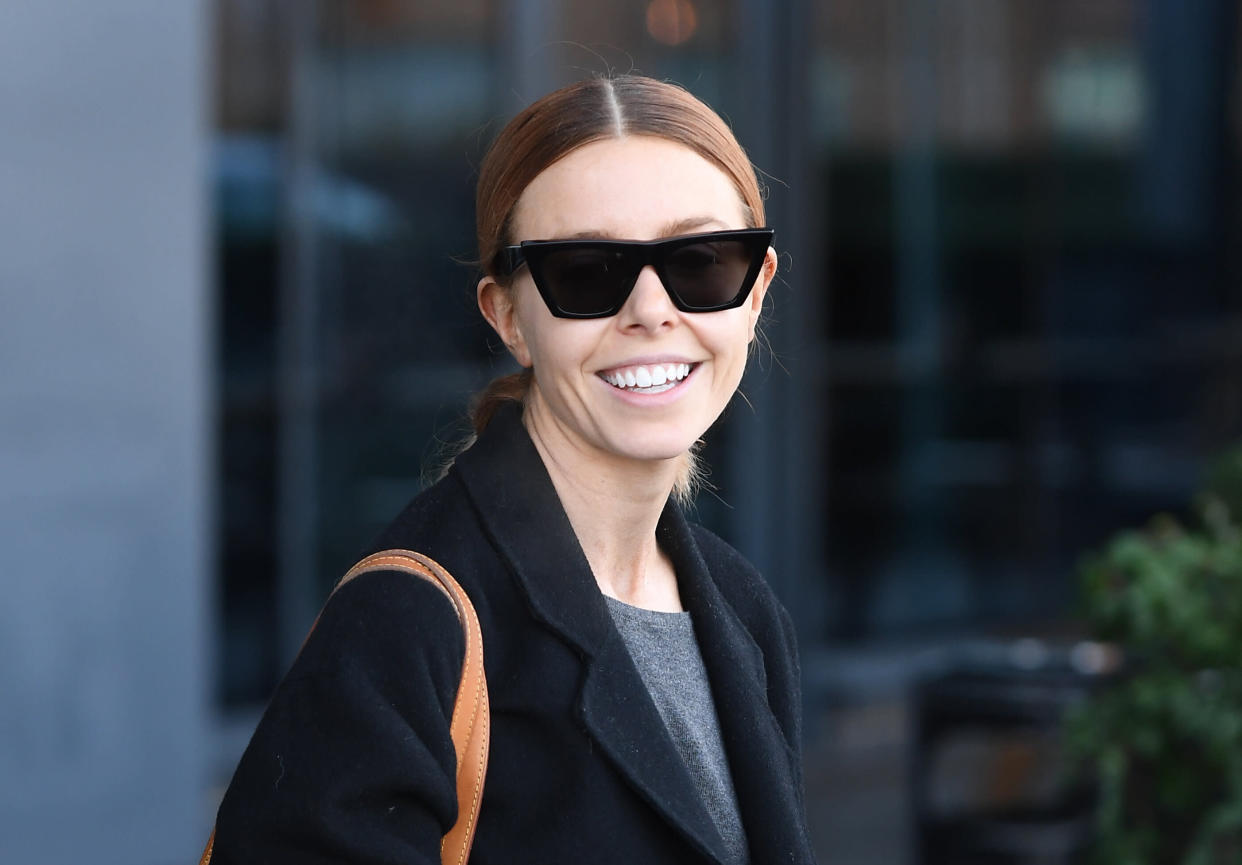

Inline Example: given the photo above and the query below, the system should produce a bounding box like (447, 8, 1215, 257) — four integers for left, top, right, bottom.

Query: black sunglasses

(497, 228, 774, 319)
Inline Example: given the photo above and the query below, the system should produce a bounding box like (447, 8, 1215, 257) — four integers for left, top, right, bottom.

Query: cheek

(700, 317, 754, 368)
(508, 286, 549, 364)
(514, 303, 602, 376)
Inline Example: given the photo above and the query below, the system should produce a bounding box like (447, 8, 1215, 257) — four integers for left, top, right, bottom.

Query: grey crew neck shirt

(604, 595, 749, 865)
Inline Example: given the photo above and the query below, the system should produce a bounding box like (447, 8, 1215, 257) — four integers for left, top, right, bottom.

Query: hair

(470, 75, 766, 505)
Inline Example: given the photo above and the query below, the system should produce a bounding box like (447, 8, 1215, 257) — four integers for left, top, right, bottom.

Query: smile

(599, 362, 694, 393)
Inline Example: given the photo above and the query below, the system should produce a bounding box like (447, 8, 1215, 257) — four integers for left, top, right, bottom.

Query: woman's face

(479, 135, 776, 476)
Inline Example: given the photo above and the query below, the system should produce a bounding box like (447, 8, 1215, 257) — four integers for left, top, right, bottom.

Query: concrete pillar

(0, 2, 210, 862)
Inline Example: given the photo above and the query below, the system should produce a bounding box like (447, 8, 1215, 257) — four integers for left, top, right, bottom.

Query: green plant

(1067, 445, 1242, 865)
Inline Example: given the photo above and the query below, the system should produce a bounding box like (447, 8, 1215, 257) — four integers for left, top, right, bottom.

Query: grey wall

(0, 2, 211, 862)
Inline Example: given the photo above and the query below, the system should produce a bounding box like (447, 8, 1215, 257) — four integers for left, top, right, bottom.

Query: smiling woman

(478, 135, 775, 520)
(473, 75, 775, 510)
(208, 75, 814, 865)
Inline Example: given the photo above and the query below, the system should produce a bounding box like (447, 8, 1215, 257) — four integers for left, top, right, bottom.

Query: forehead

(510, 136, 748, 241)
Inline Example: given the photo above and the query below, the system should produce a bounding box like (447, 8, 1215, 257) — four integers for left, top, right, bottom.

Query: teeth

(603, 363, 693, 391)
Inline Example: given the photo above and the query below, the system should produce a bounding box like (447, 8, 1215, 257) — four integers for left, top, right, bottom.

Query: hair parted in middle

(476, 74, 766, 285)
(469, 74, 769, 505)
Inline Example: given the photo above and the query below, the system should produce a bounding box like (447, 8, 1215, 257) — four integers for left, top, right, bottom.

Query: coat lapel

(659, 514, 815, 865)
(452, 407, 730, 864)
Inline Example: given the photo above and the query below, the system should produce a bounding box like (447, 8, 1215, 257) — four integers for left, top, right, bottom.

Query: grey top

(605, 595, 749, 865)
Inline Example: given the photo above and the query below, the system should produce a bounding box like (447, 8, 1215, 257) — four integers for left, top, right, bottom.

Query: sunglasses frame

(497, 228, 775, 319)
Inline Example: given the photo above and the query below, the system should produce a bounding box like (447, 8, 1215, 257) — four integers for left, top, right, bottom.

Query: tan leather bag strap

(198, 549, 490, 865)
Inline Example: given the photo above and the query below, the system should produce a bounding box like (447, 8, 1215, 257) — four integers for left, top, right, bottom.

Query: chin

(609, 435, 700, 465)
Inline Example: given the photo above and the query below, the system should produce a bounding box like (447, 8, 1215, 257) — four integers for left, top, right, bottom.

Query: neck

(522, 397, 684, 612)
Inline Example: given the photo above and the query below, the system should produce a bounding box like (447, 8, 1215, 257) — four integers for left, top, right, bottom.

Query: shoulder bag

(199, 549, 490, 865)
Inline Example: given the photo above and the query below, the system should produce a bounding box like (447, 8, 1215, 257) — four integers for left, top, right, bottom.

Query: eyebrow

(559, 216, 729, 241)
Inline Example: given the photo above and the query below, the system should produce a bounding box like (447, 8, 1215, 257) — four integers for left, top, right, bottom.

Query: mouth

(598, 362, 696, 394)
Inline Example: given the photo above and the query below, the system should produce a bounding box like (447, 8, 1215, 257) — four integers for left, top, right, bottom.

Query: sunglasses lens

(662, 238, 760, 309)
(539, 248, 634, 315)
(516, 230, 771, 318)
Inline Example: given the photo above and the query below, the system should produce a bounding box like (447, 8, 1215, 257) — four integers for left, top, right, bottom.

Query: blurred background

(3, 0, 1240, 862)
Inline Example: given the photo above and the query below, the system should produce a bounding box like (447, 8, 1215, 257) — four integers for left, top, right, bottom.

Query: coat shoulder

(213, 568, 466, 863)
(298, 566, 466, 687)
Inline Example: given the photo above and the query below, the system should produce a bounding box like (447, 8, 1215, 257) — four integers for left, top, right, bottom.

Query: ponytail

(470, 369, 533, 435)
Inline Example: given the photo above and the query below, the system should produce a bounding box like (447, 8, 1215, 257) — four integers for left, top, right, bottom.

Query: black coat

(213, 405, 817, 864)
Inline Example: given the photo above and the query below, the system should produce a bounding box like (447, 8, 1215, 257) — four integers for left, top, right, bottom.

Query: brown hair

(470, 75, 766, 503)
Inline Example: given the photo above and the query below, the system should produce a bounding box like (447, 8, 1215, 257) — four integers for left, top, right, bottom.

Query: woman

(212, 74, 816, 865)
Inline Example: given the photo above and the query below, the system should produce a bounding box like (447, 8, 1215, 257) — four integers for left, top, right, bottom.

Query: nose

(617, 266, 676, 331)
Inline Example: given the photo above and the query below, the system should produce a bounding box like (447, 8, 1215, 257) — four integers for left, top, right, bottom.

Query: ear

(745, 246, 778, 342)
(478, 276, 532, 368)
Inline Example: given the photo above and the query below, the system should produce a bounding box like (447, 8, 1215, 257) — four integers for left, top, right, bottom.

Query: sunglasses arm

(496, 246, 526, 278)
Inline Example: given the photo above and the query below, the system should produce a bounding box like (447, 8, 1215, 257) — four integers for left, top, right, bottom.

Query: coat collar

(452, 405, 807, 864)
